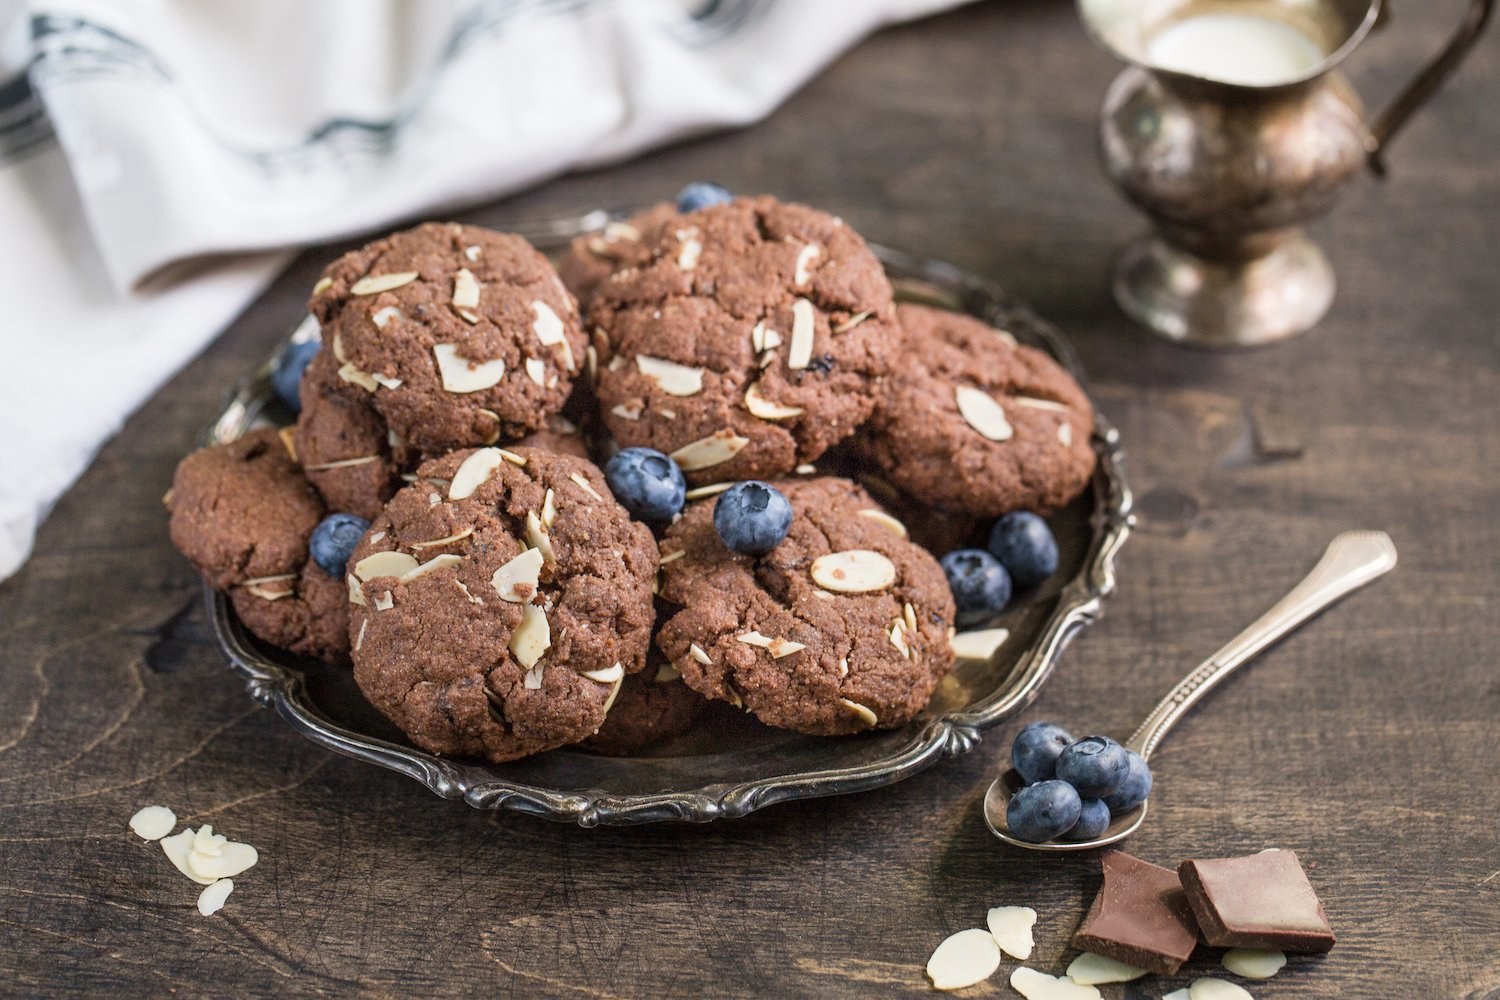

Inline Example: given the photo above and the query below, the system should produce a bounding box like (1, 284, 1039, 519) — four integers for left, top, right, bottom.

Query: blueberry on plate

(309, 513, 371, 577)
(1101, 749, 1153, 814)
(272, 339, 320, 413)
(604, 448, 687, 523)
(1006, 779, 1083, 844)
(939, 549, 1012, 626)
(1062, 798, 1113, 842)
(676, 181, 733, 213)
(1011, 720, 1075, 785)
(1055, 735, 1130, 799)
(713, 481, 793, 555)
(987, 511, 1059, 590)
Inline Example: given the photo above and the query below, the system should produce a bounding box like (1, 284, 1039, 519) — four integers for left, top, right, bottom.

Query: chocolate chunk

(1178, 850, 1335, 953)
(1071, 850, 1202, 975)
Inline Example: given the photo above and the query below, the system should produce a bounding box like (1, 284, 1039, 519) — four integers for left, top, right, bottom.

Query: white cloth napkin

(0, 0, 967, 581)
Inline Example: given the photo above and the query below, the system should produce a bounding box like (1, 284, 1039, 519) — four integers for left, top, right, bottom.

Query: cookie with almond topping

(166, 428, 350, 663)
(310, 222, 587, 455)
(559, 202, 681, 311)
(860, 304, 1096, 518)
(587, 196, 899, 485)
(347, 446, 657, 763)
(655, 477, 955, 735)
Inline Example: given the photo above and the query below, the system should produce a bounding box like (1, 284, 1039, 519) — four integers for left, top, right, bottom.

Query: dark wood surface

(3, 2, 1497, 996)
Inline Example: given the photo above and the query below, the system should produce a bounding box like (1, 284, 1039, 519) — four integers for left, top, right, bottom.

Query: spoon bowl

(982, 530, 1397, 851)
(983, 768, 1146, 851)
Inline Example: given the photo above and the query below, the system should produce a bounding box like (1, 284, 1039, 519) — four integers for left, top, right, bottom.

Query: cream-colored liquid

(1147, 12, 1326, 86)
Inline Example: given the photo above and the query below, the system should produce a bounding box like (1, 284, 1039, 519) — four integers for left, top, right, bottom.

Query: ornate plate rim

(204, 218, 1133, 826)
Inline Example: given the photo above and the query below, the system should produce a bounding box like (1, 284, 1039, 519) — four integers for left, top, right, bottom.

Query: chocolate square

(1071, 850, 1202, 975)
(1178, 849, 1336, 953)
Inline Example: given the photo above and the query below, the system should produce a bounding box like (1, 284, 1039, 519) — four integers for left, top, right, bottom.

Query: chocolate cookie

(559, 202, 680, 311)
(656, 477, 955, 735)
(167, 429, 350, 662)
(581, 655, 708, 756)
(348, 446, 657, 763)
(310, 222, 587, 455)
(588, 196, 899, 484)
(860, 304, 1096, 517)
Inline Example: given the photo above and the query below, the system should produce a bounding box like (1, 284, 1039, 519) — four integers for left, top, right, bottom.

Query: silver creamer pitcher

(1081, 0, 1492, 348)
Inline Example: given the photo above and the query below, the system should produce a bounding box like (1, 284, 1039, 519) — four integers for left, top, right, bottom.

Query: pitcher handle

(1367, 0, 1494, 176)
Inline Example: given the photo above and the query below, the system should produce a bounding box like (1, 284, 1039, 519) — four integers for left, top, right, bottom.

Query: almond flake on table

(985, 905, 1036, 959)
(128, 806, 176, 841)
(1009, 967, 1101, 1000)
(197, 879, 234, 917)
(925, 928, 1001, 991)
(1064, 951, 1147, 985)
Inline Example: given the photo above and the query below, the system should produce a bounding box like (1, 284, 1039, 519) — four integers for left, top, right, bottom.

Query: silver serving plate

(205, 213, 1133, 826)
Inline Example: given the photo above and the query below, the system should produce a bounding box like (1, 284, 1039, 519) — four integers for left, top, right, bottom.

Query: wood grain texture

(2, 2, 1497, 996)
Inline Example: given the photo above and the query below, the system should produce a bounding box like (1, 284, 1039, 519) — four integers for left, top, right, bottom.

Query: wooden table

(3, 2, 1496, 996)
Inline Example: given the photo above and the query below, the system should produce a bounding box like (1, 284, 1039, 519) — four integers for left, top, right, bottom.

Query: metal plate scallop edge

(203, 224, 1133, 826)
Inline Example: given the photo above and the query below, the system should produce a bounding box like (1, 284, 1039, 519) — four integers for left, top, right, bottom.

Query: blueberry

(604, 448, 687, 523)
(939, 549, 1012, 625)
(272, 339, 320, 413)
(1011, 720, 1076, 785)
(987, 511, 1059, 589)
(1006, 779, 1083, 844)
(713, 481, 793, 555)
(1055, 735, 1130, 799)
(309, 513, 370, 577)
(676, 181, 733, 213)
(1062, 798, 1112, 842)
(1101, 750, 1153, 814)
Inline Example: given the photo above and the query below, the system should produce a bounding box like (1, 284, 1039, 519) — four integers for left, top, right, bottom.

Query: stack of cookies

(167, 187, 1097, 765)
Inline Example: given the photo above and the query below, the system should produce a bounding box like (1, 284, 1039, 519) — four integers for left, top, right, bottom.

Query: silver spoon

(983, 530, 1398, 851)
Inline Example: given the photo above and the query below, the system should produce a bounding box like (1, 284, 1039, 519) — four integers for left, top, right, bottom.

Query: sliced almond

(810, 550, 897, 594)
(1066, 952, 1149, 985)
(1058, 421, 1074, 447)
(491, 548, 544, 602)
(671, 430, 751, 472)
(522, 664, 544, 690)
(659, 549, 686, 566)
(452, 268, 480, 310)
(903, 602, 918, 633)
(354, 618, 368, 651)
(372, 592, 394, 612)
(525, 511, 556, 564)
(456, 308, 480, 325)
(951, 628, 1010, 661)
(370, 373, 403, 390)
(1013, 395, 1070, 413)
(795, 463, 817, 475)
(744, 384, 804, 420)
(794, 243, 819, 286)
(197, 879, 233, 917)
(510, 604, 551, 669)
(581, 663, 624, 684)
(611, 403, 642, 421)
(787, 298, 815, 370)
(399, 554, 462, 582)
(455, 580, 484, 605)
(840, 699, 878, 727)
(735, 632, 773, 649)
(655, 663, 682, 683)
(636, 355, 705, 396)
(956, 386, 1014, 442)
(354, 551, 419, 581)
(1220, 949, 1286, 980)
(347, 574, 366, 606)
(586, 345, 598, 381)
(889, 620, 911, 658)
(531, 301, 574, 370)
(768, 638, 806, 659)
(464, 244, 482, 262)
(541, 488, 558, 528)
(607, 354, 628, 373)
(833, 310, 871, 334)
(351, 272, 419, 296)
(855, 508, 908, 538)
(338, 362, 379, 392)
(242, 581, 294, 601)
(689, 643, 713, 665)
(409, 528, 475, 550)
(434, 343, 506, 393)
(684, 481, 733, 501)
(448, 448, 505, 500)
(1010, 967, 1101, 1000)
(189, 840, 258, 880)
(372, 305, 404, 329)
(160, 829, 217, 886)
(677, 231, 703, 270)
(751, 321, 782, 354)
(524, 357, 546, 386)
(304, 455, 379, 472)
(995, 328, 1019, 347)
(312, 276, 332, 295)
(128, 806, 176, 841)
(499, 449, 527, 467)
(331, 332, 350, 363)
(568, 472, 603, 501)
(277, 427, 298, 462)
(986, 905, 1037, 960)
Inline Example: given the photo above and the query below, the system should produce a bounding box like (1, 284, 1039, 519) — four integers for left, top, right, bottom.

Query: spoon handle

(1124, 531, 1397, 759)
